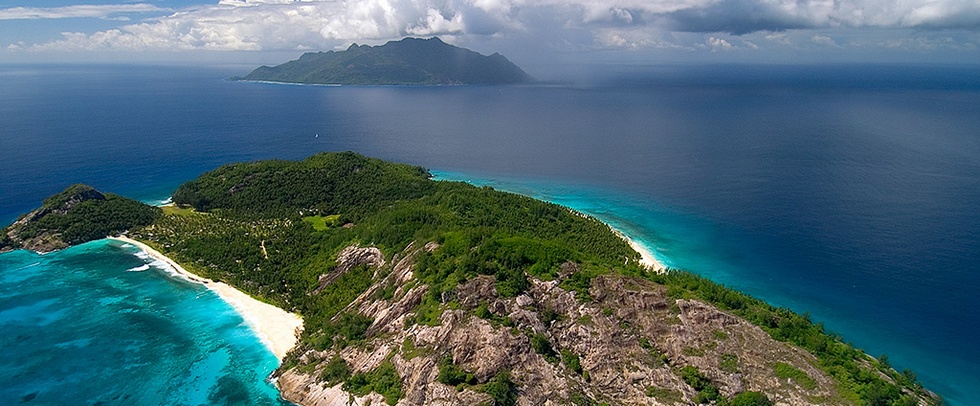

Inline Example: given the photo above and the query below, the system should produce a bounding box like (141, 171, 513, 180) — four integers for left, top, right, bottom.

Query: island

(1, 152, 938, 406)
(238, 37, 532, 85)
(0, 184, 159, 253)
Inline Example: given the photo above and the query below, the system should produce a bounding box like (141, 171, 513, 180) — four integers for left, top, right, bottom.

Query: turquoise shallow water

(0, 239, 289, 405)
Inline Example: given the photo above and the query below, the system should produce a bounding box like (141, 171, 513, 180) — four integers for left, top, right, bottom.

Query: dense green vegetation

(47, 195, 159, 244)
(773, 362, 817, 390)
(437, 355, 477, 387)
(343, 361, 403, 405)
(240, 37, 532, 85)
(152, 152, 635, 312)
(9, 152, 936, 405)
(480, 370, 518, 406)
(0, 184, 160, 251)
(680, 365, 723, 404)
(729, 391, 774, 406)
(561, 349, 584, 377)
(319, 356, 351, 386)
(170, 151, 433, 219)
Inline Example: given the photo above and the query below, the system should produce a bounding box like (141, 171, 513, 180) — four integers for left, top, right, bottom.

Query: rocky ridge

(276, 244, 853, 406)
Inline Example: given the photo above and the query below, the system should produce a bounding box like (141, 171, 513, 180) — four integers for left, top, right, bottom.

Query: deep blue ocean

(0, 64, 977, 405)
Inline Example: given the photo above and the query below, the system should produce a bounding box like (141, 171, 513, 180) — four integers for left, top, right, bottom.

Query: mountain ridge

(239, 37, 532, 85)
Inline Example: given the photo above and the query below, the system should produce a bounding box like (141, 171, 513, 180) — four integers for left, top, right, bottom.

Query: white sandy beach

(629, 238, 666, 272)
(108, 236, 303, 360)
(610, 228, 667, 272)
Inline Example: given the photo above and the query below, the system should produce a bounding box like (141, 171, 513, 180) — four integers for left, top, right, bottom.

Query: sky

(1, 0, 978, 69)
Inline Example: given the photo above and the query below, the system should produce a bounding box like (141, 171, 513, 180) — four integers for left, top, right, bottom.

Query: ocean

(0, 239, 288, 405)
(0, 64, 977, 405)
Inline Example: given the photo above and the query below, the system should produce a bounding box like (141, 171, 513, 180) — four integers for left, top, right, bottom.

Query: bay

(0, 239, 288, 405)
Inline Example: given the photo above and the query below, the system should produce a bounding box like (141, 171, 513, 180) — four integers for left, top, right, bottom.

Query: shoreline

(108, 236, 303, 360)
(609, 227, 667, 272)
(430, 173, 667, 273)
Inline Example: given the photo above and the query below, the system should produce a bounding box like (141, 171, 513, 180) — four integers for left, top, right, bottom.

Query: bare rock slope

(275, 244, 857, 406)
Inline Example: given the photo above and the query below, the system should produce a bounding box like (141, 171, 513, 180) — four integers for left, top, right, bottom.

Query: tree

(730, 391, 773, 406)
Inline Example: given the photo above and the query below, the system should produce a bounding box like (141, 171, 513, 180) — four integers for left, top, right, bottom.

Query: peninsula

(238, 37, 532, 85)
(1, 152, 938, 406)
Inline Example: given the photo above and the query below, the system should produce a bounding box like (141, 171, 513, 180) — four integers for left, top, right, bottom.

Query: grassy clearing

(303, 214, 341, 231)
(773, 362, 817, 390)
(162, 205, 199, 216)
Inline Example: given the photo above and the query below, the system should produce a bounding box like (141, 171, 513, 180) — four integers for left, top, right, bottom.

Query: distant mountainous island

(239, 37, 532, 85)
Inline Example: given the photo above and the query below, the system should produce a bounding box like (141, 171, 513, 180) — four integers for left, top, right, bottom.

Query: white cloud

(705, 36, 734, 50)
(811, 34, 837, 46)
(0, 4, 166, 20)
(593, 27, 692, 50)
(24, 0, 516, 52)
(765, 32, 793, 46)
(10, 0, 980, 53)
(407, 9, 465, 36)
(880, 33, 980, 50)
(900, 1, 980, 28)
